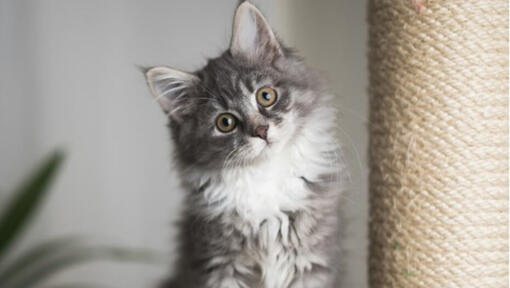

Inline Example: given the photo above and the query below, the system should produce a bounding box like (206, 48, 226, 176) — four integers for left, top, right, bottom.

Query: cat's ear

(145, 66, 198, 119)
(230, 2, 282, 62)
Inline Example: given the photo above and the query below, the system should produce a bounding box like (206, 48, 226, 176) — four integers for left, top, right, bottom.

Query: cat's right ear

(145, 66, 198, 119)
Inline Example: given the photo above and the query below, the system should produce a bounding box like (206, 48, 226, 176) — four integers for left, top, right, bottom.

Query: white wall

(0, 1, 367, 287)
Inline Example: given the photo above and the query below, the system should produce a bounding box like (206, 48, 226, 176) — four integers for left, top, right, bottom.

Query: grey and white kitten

(145, 2, 344, 288)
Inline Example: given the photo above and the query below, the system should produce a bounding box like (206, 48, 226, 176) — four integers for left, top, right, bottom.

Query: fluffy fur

(145, 2, 345, 287)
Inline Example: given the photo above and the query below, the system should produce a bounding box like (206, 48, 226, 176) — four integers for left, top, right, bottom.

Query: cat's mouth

(249, 138, 272, 160)
(224, 139, 271, 168)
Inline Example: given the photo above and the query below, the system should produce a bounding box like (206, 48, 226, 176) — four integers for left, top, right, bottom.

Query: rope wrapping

(368, 1, 508, 287)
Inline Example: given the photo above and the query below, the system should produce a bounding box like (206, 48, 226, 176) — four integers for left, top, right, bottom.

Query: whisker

(335, 102, 368, 123)
(223, 147, 239, 169)
(335, 125, 365, 196)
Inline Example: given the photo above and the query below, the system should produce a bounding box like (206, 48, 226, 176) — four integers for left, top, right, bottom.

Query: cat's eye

(256, 87, 277, 107)
(216, 113, 237, 133)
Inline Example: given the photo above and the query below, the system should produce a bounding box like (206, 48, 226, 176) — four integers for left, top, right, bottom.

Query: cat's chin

(249, 139, 270, 158)
(234, 139, 273, 167)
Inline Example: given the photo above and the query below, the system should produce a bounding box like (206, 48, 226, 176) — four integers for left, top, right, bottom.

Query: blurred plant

(0, 150, 164, 288)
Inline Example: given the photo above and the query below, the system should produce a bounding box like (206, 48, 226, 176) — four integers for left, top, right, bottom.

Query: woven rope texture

(368, 0, 508, 287)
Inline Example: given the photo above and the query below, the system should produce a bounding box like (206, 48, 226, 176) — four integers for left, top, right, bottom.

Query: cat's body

(145, 2, 344, 287)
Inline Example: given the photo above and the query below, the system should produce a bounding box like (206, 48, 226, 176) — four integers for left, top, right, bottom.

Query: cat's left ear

(145, 66, 198, 120)
(230, 2, 282, 62)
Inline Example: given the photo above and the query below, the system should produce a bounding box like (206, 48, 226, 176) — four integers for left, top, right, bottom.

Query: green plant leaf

(0, 150, 65, 260)
(7, 246, 165, 288)
(0, 237, 80, 286)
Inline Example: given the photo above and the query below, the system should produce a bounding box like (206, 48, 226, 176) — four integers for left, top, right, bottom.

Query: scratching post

(368, 1, 508, 287)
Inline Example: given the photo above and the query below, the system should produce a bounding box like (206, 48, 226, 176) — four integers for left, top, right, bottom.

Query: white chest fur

(201, 141, 325, 228)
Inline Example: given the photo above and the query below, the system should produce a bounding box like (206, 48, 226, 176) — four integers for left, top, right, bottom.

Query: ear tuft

(145, 67, 198, 116)
(230, 2, 281, 62)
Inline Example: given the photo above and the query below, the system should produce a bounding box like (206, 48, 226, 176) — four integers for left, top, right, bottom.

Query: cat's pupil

(262, 92, 271, 101)
(222, 118, 231, 127)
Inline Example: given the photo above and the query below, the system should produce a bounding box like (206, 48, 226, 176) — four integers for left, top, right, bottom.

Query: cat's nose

(253, 125, 269, 140)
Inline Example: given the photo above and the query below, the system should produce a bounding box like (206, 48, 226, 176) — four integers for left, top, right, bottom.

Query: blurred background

(0, 0, 368, 287)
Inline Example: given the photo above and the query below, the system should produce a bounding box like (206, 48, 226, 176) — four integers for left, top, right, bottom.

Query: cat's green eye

(216, 113, 237, 133)
(256, 87, 277, 107)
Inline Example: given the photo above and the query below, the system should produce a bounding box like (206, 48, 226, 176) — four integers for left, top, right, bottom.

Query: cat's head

(145, 2, 327, 170)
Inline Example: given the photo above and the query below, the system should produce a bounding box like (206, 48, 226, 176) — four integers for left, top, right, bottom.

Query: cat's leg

(161, 260, 258, 288)
(290, 269, 336, 288)
(201, 257, 261, 288)
(184, 215, 262, 288)
(286, 207, 341, 288)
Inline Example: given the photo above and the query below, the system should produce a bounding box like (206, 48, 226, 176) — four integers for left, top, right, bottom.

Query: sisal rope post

(368, 1, 508, 287)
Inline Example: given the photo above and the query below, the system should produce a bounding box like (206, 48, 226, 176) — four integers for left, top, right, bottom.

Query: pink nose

(253, 125, 269, 140)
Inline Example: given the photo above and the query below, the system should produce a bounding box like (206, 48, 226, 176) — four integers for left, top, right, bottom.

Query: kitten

(145, 2, 344, 287)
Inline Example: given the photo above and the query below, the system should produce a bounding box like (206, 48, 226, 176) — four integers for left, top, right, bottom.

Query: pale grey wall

(0, 1, 368, 287)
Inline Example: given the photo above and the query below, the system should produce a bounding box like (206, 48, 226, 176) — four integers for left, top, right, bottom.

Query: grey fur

(145, 2, 344, 288)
